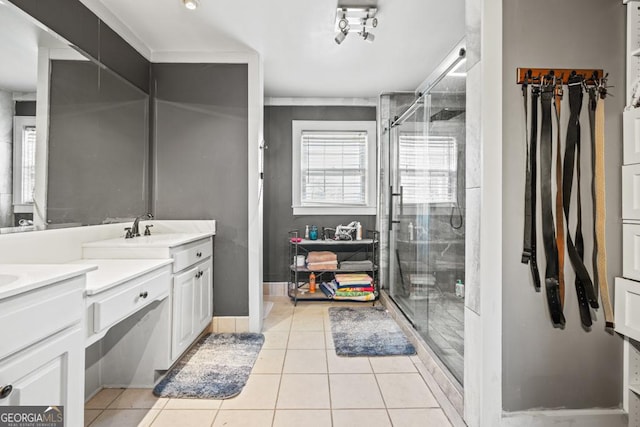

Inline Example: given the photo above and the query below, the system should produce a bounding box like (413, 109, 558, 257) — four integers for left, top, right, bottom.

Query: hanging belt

(590, 84, 615, 330)
(587, 87, 599, 302)
(540, 82, 565, 327)
(563, 77, 597, 328)
(553, 81, 565, 307)
(522, 82, 541, 290)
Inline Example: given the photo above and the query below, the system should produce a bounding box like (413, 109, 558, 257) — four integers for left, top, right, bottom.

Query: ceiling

(80, 0, 465, 98)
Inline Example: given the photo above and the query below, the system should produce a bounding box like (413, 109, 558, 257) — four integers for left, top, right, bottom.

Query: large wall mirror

(0, 2, 149, 233)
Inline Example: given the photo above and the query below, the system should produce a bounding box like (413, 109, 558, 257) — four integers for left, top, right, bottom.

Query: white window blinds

(399, 134, 457, 204)
(301, 131, 368, 206)
(19, 125, 37, 204)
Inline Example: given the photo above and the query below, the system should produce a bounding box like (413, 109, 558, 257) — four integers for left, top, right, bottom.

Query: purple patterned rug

(329, 306, 416, 357)
(153, 333, 264, 399)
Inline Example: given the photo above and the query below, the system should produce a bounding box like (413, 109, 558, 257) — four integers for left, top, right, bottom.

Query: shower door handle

(389, 185, 403, 231)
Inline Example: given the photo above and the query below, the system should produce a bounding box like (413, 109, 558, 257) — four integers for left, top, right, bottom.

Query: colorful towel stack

(306, 251, 338, 270)
(332, 273, 376, 301)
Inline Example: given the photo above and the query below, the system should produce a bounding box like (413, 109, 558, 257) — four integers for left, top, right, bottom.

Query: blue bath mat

(329, 306, 416, 357)
(153, 333, 264, 399)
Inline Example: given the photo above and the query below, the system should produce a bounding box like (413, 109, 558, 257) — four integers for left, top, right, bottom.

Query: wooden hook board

(516, 68, 604, 85)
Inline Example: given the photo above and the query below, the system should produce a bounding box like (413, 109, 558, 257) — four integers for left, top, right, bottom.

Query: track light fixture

(182, 0, 199, 10)
(335, 27, 349, 45)
(334, 7, 378, 44)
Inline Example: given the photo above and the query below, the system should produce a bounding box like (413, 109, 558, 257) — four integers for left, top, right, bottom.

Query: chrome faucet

(125, 213, 153, 238)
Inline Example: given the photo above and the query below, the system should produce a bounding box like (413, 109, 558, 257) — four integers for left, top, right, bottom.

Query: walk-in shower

(378, 46, 466, 383)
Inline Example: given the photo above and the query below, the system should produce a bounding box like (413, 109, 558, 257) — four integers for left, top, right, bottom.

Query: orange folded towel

(307, 251, 338, 263)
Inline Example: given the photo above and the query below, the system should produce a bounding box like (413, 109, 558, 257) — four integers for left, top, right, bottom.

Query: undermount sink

(0, 274, 19, 286)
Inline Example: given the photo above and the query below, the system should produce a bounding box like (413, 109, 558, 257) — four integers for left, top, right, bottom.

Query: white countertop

(0, 264, 97, 300)
(70, 259, 174, 296)
(82, 232, 213, 249)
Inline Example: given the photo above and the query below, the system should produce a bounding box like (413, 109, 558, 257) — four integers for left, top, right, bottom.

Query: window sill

(293, 206, 377, 216)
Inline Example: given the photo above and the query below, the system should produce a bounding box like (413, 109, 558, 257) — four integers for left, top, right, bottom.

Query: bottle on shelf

(305, 225, 310, 239)
(356, 222, 362, 240)
(455, 279, 464, 298)
(309, 272, 316, 293)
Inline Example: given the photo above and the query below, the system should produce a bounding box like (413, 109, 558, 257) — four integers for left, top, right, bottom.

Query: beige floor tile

(220, 375, 281, 410)
(291, 315, 324, 331)
(288, 331, 326, 349)
(387, 408, 452, 427)
(276, 374, 330, 409)
(163, 398, 222, 410)
(89, 409, 159, 427)
(108, 389, 168, 410)
(262, 331, 290, 349)
(212, 410, 273, 427)
(84, 409, 102, 426)
(253, 349, 286, 374)
(332, 409, 392, 427)
(326, 351, 372, 374)
(85, 388, 125, 409)
(369, 356, 418, 373)
(273, 410, 332, 427)
(283, 349, 327, 374)
(329, 374, 385, 409)
(150, 409, 216, 427)
(263, 316, 292, 332)
(376, 373, 439, 408)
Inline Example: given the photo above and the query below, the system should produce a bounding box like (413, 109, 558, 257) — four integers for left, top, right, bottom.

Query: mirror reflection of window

(13, 116, 36, 208)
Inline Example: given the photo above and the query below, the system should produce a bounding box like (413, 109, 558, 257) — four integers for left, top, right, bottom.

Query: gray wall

(47, 60, 149, 225)
(263, 106, 377, 282)
(502, 0, 624, 411)
(152, 63, 248, 317)
(9, 0, 149, 93)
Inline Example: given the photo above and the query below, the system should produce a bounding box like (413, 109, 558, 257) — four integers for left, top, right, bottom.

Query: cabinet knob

(196, 271, 202, 279)
(139, 291, 148, 298)
(196, 251, 202, 258)
(0, 385, 13, 399)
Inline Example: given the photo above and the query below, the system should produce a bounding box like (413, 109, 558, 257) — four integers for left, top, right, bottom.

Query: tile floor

(85, 299, 454, 427)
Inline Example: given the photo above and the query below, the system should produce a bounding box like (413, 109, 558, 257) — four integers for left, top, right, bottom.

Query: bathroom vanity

(0, 220, 216, 425)
(0, 264, 96, 427)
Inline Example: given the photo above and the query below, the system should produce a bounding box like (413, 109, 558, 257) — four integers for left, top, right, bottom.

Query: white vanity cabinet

(0, 267, 92, 427)
(83, 233, 214, 367)
(172, 258, 212, 360)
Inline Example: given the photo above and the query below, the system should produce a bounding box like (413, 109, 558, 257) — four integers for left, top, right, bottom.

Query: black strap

(522, 83, 542, 290)
(587, 86, 599, 300)
(540, 82, 565, 327)
(522, 81, 532, 264)
(563, 77, 596, 327)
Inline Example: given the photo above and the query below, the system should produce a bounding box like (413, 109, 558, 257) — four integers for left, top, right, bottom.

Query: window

(13, 116, 36, 211)
(292, 121, 376, 215)
(398, 132, 457, 204)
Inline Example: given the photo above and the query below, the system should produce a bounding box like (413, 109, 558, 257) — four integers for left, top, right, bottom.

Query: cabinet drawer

(93, 270, 170, 333)
(172, 238, 212, 273)
(0, 276, 84, 360)
(624, 108, 640, 165)
(615, 277, 640, 341)
(623, 164, 640, 220)
(624, 224, 640, 281)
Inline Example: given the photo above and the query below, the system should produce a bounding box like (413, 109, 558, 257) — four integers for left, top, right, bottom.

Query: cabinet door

(196, 259, 213, 332)
(171, 268, 197, 361)
(0, 326, 84, 427)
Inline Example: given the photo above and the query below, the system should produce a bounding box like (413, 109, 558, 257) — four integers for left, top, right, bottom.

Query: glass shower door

(387, 74, 465, 383)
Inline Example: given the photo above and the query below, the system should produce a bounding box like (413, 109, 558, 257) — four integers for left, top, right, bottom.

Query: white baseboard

(263, 282, 288, 297)
(501, 409, 627, 427)
(211, 316, 250, 333)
